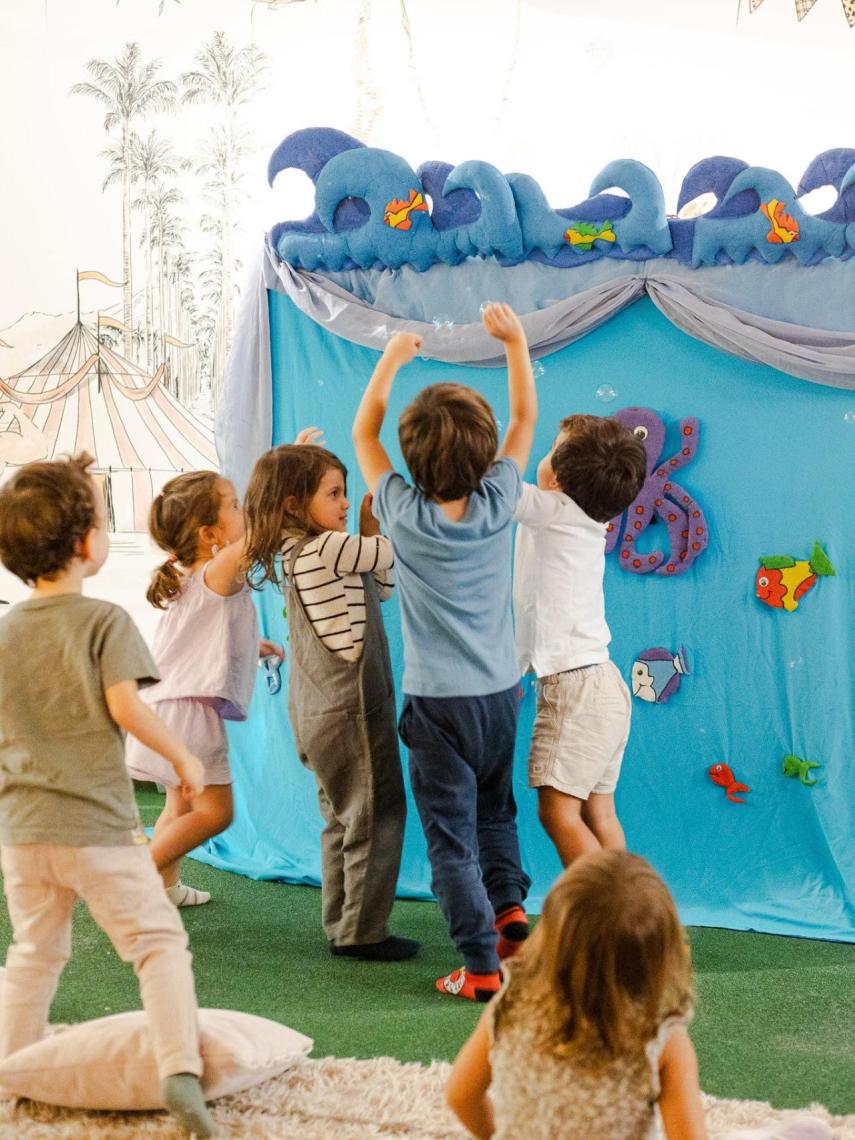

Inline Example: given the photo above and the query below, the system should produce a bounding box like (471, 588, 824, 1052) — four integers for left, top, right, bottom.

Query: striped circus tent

(0, 321, 217, 532)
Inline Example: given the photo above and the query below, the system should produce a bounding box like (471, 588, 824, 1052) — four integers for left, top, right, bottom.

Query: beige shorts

(126, 697, 232, 788)
(528, 661, 631, 799)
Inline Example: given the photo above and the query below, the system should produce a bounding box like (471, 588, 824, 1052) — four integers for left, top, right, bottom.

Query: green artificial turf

(0, 786, 852, 1114)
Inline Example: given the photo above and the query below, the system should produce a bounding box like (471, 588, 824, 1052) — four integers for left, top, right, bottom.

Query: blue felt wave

(268, 128, 855, 272)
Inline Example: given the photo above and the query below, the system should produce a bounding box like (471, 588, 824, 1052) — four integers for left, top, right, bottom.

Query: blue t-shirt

(374, 458, 522, 698)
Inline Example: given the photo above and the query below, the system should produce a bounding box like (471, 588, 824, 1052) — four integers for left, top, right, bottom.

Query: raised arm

(352, 333, 422, 493)
(483, 304, 537, 473)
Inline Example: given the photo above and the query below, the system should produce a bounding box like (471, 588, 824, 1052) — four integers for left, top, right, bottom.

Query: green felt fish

(782, 753, 821, 787)
(564, 220, 616, 252)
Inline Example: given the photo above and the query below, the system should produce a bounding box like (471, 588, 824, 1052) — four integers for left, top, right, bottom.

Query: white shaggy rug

(0, 1055, 851, 1138)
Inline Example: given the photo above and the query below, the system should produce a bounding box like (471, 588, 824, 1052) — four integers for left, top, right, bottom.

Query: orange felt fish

(383, 189, 428, 231)
(760, 199, 799, 244)
(708, 763, 751, 804)
(756, 542, 835, 613)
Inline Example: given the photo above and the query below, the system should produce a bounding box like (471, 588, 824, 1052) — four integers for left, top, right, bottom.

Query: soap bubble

(596, 384, 617, 404)
(496, 419, 504, 432)
(845, 411, 855, 423)
(532, 361, 545, 379)
(432, 313, 454, 336)
(788, 657, 804, 670)
(479, 300, 495, 315)
(316, 378, 325, 387)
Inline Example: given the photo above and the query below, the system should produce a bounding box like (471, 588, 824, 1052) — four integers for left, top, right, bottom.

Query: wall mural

(0, 11, 274, 532)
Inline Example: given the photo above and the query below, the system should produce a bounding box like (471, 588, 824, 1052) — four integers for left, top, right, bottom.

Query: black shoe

(330, 935, 421, 961)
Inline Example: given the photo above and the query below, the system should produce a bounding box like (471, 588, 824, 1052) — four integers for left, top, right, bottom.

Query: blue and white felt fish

(631, 646, 689, 704)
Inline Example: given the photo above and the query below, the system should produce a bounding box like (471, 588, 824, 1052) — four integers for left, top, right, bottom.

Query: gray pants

(286, 548, 405, 946)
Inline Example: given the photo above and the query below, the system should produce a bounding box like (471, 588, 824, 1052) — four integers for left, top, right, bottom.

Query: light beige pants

(0, 843, 202, 1079)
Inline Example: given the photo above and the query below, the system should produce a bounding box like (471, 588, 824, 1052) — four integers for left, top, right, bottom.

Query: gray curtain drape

(217, 242, 855, 490)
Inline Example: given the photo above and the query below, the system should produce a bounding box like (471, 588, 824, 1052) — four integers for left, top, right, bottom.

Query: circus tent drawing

(0, 320, 217, 531)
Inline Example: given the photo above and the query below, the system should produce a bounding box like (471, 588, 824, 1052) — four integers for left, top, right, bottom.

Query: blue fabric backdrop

(198, 290, 855, 942)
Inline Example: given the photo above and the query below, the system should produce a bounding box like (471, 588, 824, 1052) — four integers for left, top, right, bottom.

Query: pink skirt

(126, 697, 232, 788)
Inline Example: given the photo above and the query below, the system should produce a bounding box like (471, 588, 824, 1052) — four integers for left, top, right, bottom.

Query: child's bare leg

(151, 787, 191, 889)
(581, 792, 626, 851)
(148, 785, 233, 871)
(537, 787, 600, 866)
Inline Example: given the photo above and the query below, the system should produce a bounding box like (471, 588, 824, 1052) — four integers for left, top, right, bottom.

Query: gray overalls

(285, 541, 406, 946)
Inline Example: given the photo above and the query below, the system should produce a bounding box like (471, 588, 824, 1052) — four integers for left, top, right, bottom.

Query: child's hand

(174, 751, 205, 800)
(359, 492, 380, 537)
(294, 426, 326, 447)
(383, 332, 422, 368)
(259, 638, 285, 663)
(482, 302, 525, 345)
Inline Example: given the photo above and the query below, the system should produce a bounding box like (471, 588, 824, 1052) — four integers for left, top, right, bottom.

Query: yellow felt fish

(760, 199, 799, 244)
(755, 542, 835, 612)
(383, 189, 428, 231)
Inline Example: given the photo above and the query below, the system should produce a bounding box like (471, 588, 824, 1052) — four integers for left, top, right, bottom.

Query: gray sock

(161, 1072, 214, 1138)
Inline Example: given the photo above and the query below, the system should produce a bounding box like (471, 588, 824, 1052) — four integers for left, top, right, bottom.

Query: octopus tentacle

(668, 484, 709, 571)
(618, 490, 666, 574)
(653, 417, 701, 480)
(653, 494, 691, 575)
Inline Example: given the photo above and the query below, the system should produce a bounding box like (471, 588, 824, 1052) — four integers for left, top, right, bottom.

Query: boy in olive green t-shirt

(0, 453, 213, 1138)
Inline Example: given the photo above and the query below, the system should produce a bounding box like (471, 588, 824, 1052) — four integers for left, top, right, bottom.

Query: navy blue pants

(399, 684, 531, 974)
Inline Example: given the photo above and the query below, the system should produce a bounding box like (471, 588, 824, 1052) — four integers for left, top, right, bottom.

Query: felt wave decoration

(268, 128, 855, 272)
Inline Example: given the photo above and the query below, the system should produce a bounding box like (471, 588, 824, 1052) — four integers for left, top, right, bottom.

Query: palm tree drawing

(130, 131, 179, 369)
(181, 32, 269, 399)
(149, 185, 187, 383)
(71, 44, 176, 360)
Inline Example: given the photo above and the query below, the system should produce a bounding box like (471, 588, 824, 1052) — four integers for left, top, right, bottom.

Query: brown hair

(499, 851, 693, 1061)
(243, 444, 348, 588)
(551, 414, 647, 523)
(398, 382, 498, 501)
(0, 452, 99, 584)
(147, 470, 222, 609)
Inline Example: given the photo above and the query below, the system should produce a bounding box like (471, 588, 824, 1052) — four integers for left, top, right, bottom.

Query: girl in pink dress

(126, 470, 282, 906)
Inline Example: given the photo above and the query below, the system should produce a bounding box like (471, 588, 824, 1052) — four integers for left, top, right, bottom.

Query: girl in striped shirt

(243, 433, 417, 962)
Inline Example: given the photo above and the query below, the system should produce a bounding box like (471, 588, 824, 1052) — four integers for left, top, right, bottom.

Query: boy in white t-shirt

(514, 414, 647, 865)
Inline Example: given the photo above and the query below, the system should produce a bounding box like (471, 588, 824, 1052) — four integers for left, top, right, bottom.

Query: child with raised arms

(514, 413, 647, 866)
(352, 303, 537, 1001)
(0, 453, 213, 1137)
(126, 469, 283, 906)
(242, 431, 417, 962)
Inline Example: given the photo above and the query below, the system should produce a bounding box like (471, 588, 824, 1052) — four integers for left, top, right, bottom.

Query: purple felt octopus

(605, 407, 708, 576)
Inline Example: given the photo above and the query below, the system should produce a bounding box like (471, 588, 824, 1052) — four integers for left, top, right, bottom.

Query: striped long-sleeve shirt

(281, 531, 395, 661)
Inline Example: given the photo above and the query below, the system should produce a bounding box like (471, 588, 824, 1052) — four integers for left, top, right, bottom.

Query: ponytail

(146, 558, 185, 610)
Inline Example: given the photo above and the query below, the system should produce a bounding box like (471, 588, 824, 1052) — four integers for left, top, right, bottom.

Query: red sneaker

(495, 904, 529, 960)
(435, 967, 501, 1002)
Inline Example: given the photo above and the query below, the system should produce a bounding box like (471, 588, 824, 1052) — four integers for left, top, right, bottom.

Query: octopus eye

(633, 425, 649, 441)
(758, 576, 768, 588)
